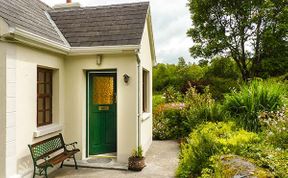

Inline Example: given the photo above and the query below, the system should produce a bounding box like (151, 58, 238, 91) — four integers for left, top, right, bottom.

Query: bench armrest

(65, 142, 78, 150)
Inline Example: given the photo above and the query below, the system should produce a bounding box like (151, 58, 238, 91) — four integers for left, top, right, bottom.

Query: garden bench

(28, 133, 80, 178)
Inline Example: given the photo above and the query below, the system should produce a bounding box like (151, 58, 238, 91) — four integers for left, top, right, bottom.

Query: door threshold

(90, 152, 117, 158)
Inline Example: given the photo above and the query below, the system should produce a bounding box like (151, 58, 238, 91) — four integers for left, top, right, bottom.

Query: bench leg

(32, 168, 36, 178)
(44, 167, 48, 178)
(73, 155, 78, 170)
(60, 161, 64, 168)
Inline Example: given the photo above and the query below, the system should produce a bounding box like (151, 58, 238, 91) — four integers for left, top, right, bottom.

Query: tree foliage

(187, 0, 288, 81)
(153, 57, 241, 100)
(153, 57, 205, 92)
(203, 57, 241, 99)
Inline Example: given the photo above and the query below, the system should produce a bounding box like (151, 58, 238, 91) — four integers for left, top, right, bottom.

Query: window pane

(93, 76, 114, 104)
(143, 70, 149, 112)
(38, 71, 44, 82)
(38, 112, 44, 125)
(38, 98, 44, 110)
(46, 84, 51, 94)
(37, 68, 53, 127)
(45, 111, 51, 123)
(45, 97, 50, 109)
(39, 84, 45, 94)
(45, 72, 51, 82)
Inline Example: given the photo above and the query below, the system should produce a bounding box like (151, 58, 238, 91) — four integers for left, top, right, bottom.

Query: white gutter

(1, 27, 140, 56)
(69, 45, 140, 56)
(4, 27, 69, 54)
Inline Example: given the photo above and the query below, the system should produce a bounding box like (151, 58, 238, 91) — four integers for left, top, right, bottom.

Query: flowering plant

(259, 107, 288, 149)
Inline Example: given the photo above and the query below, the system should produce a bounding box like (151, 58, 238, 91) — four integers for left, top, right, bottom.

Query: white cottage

(0, 0, 155, 177)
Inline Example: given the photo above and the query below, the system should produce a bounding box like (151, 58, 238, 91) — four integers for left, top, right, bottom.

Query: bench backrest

(28, 133, 65, 161)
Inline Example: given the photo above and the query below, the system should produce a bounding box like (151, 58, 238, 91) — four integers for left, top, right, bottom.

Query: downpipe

(136, 50, 141, 148)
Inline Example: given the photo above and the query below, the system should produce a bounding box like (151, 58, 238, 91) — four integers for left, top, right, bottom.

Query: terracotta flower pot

(128, 156, 145, 171)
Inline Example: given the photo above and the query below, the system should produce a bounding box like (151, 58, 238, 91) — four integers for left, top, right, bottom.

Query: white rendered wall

(0, 41, 7, 178)
(6, 43, 18, 178)
(14, 44, 65, 177)
(138, 18, 154, 154)
(64, 54, 138, 163)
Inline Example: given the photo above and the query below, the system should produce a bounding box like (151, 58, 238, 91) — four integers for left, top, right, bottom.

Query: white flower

(268, 131, 274, 136)
(276, 148, 281, 151)
(267, 155, 273, 159)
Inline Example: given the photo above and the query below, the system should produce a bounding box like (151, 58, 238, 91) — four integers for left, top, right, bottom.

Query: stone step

(63, 158, 128, 170)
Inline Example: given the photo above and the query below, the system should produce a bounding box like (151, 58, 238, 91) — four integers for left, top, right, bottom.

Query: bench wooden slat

(38, 150, 78, 168)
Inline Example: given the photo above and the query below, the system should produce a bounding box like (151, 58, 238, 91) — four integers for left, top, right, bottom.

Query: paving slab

(50, 140, 179, 178)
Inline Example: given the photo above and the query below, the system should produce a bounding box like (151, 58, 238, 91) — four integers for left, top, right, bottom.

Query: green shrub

(224, 80, 284, 131)
(163, 86, 183, 103)
(152, 103, 186, 140)
(153, 87, 225, 140)
(152, 94, 165, 109)
(259, 107, 288, 149)
(176, 122, 260, 178)
(182, 87, 225, 131)
(205, 77, 241, 101)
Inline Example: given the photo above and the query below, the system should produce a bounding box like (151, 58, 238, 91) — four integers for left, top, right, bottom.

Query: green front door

(88, 72, 117, 155)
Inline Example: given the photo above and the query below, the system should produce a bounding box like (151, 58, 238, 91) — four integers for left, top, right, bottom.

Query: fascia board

(9, 27, 69, 54)
(4, 27, 140, 56)
(69, 45, 140, 56)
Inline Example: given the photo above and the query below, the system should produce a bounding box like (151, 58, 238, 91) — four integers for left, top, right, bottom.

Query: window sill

(142, 113, 151, 122)
(34, 124, 62, 138)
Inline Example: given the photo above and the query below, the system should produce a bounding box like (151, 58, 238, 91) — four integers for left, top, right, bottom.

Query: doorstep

(63, 157, 128, 170)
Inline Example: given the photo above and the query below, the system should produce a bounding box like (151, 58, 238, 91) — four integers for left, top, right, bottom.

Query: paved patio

(50, 141, 179, 178)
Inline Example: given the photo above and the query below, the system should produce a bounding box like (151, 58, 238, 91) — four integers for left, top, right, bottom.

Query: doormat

(87, 158, 113, 164)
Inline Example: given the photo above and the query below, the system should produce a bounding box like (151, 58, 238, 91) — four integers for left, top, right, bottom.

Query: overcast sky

(41, 0, 195, 64)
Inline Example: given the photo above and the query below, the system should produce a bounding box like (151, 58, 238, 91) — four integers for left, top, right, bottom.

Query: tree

(206, 57, 240, 80)
(153, 58, 205, 93)
(177, 57, 187, 68)
(203, 57, 241, 99)
(198, 59, 209, 67)
(187, 0, 288, 81)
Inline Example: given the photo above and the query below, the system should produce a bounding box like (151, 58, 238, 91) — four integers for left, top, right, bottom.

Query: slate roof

(0, 0, 66, 45)
(0, 1, 149, 47)
(49, 2, 149, 47)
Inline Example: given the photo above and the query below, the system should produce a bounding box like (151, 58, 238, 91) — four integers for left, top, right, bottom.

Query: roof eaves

(5, 27, 70, 54)
(69, 45, 140, 56)
(2, 26, 140, 55)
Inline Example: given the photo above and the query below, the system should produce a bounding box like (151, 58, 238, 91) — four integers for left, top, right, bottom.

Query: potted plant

(128, 146, 145, 171)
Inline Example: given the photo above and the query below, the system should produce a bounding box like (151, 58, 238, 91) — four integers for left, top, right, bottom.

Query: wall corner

(0, 41, 7, 178)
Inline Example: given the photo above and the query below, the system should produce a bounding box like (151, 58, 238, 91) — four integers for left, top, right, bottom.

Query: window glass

(37, 68, 53, 127)
(93, 76, 114, 105)
(143, 70, 149, 112)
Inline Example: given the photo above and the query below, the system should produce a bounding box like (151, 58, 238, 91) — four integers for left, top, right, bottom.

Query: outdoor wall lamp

(96, 55, 102, 65)
(123, 74, 130, 84)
